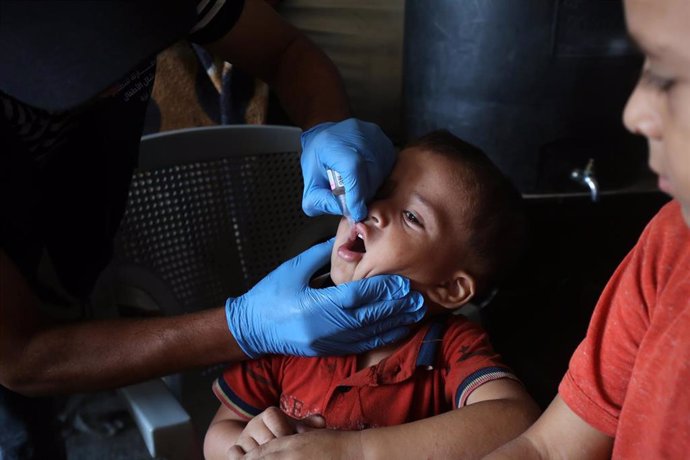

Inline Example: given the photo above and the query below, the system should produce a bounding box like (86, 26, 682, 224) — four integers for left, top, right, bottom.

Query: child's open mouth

(337, 224, 367, 262)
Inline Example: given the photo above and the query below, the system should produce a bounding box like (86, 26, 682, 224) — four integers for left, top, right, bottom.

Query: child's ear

(427, 271, 476, 310)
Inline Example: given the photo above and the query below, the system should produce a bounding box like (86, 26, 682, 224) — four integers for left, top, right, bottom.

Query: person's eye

(642, 69, 676, 93)
(403, 210, 423, 227)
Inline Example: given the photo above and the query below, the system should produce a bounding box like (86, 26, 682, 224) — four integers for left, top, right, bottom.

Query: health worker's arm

(484, 395, 613, 459)
(0, 239, 422, 395)
(0, 250, 246, 396)
(202, 0, 349, 130)
(238, 378, 540, 460)
(202, 0, 397, 221)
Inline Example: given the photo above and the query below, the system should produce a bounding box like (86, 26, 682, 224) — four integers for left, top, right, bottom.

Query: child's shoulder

(438, 314, 495, 356)
(412, 314, 494, 366)
(442, 313, 487, 335)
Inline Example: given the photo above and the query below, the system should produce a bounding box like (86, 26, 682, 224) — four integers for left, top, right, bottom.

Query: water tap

(570, 158, 599, 202)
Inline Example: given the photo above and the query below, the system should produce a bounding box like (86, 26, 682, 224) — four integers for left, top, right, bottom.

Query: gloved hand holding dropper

(300, 118, 397, 222)
(225, 118, 426, 358)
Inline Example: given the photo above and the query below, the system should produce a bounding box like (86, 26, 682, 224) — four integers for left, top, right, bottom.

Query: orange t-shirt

(559, 201, 690, 459)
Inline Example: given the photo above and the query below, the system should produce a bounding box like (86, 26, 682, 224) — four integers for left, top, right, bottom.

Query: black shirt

(0, 0, 244, 303)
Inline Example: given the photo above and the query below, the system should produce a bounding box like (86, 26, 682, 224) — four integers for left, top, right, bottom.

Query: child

(204, 130, 539, 459)
(488, 0, 690, 457)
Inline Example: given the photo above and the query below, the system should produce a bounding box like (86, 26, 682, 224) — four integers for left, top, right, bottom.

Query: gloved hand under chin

(225, 239, 426, 358)
(300, 118, 397, 222)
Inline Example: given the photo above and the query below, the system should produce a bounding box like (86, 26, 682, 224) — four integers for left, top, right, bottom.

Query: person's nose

(623, 82, 662, 141)
(366, 201, 389, 229)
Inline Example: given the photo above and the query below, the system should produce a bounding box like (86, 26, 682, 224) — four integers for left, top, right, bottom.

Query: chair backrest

(112, 125, 336, 315)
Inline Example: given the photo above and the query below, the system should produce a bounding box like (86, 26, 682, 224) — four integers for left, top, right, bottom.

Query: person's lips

(337, 223, 368, 262)
(658, 176, 672, 195)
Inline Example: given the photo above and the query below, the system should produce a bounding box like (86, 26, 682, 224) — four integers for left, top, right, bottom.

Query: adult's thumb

(288, 238, 334, 283)
(302, 187, 342, 217)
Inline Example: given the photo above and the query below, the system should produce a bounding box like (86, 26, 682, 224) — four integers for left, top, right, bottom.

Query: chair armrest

(119, 379, 201, 460)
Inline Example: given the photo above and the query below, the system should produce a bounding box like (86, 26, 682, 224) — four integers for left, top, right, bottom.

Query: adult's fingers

(302, 185, 343, 217)
(285, 239, 334, 284)
(326, 274, 413, 309)
(329, 279, 426, 325)
(348, 293, 426, 326)
(326, 318, 418, 352)
(333, 155, 369, 222)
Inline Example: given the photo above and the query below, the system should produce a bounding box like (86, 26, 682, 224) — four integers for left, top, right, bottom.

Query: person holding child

(204, 130, 540, 459)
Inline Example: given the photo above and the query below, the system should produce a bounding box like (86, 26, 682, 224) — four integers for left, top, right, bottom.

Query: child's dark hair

(406, 130, 526, 298)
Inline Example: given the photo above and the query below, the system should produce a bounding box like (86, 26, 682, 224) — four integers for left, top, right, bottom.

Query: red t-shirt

(214, 316, 517, 429)
(559, 201, 690, 459)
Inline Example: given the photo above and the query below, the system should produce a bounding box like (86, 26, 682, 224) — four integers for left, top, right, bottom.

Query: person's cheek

(667, 121, 690, 200)
(335, 218, 349, 240)
(367, 237, 403, 278)
(330, 262, 343, 284)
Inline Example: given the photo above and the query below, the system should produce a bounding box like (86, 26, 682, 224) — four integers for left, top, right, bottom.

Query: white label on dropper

(327, 169, 345, 194)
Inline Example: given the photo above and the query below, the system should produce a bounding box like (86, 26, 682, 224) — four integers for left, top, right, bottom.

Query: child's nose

(623, 83, 662, 140)
(366, 203, 388, 228)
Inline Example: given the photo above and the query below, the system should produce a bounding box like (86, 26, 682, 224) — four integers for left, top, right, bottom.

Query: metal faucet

(570, 158, 599, 202)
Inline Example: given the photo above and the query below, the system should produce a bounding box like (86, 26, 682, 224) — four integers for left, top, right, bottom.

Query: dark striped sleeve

(212, 357, 282, 421)
(441, 318, 520, 407)
(188, 0, 246, 44)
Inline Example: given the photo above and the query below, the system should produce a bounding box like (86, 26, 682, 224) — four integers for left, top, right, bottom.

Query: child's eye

(403, 210, 422, 226)
(642, 69, 675, 93)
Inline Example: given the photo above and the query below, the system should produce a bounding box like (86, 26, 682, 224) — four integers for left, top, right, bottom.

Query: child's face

(623, 0, 690, 226)
(330, 147, 472, 309)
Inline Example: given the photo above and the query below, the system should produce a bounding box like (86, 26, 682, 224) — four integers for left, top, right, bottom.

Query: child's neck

(354, 317, 433, 370)
(353, 310, 452, 370)
(356, 343, 397, 370)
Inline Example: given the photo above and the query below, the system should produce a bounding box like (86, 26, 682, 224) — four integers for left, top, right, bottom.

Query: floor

(63, 392, 156, 460)
(63, 368, 219, 460)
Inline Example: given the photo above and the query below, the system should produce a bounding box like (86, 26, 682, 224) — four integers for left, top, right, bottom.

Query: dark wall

(404, 0, 645, 193)
(483, 191, 670, 408)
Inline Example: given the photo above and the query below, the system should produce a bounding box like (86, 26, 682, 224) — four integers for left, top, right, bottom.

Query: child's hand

(231, 429, 362, 460)
(228, 407, 326, 457)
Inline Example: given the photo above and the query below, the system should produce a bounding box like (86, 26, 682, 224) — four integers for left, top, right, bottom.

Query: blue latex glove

(226, 239, 426, 358)
(300, 118, 397, 222)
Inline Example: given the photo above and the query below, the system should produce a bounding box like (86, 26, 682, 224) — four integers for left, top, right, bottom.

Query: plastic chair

(104, 125, 338, 459)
